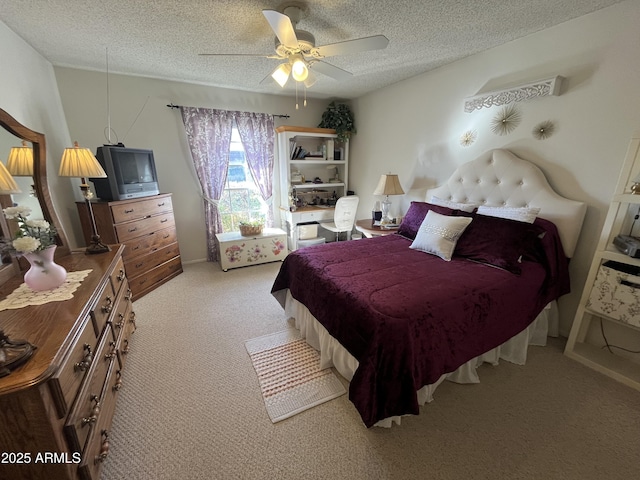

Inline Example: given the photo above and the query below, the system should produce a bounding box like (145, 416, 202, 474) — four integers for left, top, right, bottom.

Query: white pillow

(476, 205, 540, 224)
(430, 196, 478, 213)
(410, 210, 473, 261)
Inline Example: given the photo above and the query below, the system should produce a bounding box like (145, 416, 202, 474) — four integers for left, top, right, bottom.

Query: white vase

(22, 245, 67, 291)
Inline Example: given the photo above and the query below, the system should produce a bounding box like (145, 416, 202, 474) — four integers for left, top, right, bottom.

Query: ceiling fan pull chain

(295, 81, 299, 110)
(304, 85, 307, 107)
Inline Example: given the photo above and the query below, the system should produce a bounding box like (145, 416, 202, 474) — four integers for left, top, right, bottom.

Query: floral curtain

(235, 112, 275, 227)
(180, 107, 233, 261)
(180, 107, 275, 261)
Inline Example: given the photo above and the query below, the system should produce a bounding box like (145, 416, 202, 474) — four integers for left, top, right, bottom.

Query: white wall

(0, 21, 77, 243)
(53, 68, 329, 262)
(350, 0, 640, 335)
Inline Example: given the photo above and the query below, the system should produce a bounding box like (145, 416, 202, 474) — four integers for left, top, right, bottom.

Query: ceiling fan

(199, 5, 389, 89)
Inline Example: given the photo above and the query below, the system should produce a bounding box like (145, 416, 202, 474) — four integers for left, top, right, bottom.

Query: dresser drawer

(109, 256, 127, 296)
(109, 279, 133, 342)
(77, 356, 122, 480)
(123, 243, 181, 278)
(64, 325, 118, 453)
(116, 308, 136, 370)
(90, 279, 117, 337)
(115, 213, 175, 243)
(49, 316, 99, 418)
(122, 226, 178, 261)
(297, 210, 334, 223)
(128, 255, 183, 297)
(110, 195, 173, 223)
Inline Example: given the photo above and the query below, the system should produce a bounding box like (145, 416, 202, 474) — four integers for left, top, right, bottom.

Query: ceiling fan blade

(309, 61, 352, 81)
(262, 9, 298, 49)
(313, 35, 389, 58)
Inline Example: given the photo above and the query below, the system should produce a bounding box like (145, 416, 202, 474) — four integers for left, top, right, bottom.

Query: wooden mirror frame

(0, 108, 70, 282)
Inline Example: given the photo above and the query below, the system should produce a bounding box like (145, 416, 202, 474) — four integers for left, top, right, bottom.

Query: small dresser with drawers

(76, 193, 183, 300)
(0, 247, 136, 480)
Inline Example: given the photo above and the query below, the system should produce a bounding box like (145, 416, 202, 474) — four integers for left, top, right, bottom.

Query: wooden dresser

(76, 193, 183, 300)
(0, 247, 136, 480)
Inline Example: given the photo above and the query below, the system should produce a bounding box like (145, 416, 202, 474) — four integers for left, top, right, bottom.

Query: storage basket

(587, 261, 640, 327)
(239, 224, 264, 236)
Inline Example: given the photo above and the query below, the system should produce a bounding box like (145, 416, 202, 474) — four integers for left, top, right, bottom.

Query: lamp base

(86, 235, 111, 254)
(0, 330, 36, 378)
(380, 196, 393, 225)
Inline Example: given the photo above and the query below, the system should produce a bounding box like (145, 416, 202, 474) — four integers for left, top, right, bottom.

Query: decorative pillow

(455, 214, 546, 273)
(397, 202, 456, 240)
(476, 205, 541, 223)
(430, 196, 479, 213)
(410, 210, 473, 261)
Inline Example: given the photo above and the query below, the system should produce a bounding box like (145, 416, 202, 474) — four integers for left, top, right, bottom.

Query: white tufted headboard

(427, 149, 586, 257)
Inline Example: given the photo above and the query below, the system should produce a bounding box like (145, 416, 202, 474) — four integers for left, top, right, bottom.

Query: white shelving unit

(564, 136, 640, 390)
(275, 126, 349, 250)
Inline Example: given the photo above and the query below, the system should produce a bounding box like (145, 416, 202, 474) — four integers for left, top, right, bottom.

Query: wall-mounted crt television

(91, 145, 160, 201)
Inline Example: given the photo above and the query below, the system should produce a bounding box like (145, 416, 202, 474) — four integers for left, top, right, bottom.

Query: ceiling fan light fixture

(272, 63, 291, 87)
(290, 54, 308, 82)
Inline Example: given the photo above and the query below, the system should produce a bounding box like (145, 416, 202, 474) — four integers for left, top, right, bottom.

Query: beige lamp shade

(7, 140, 34, 176)
(58, 141, 106, 178)
(373, 174, 405, 196)
(0, 161, 21, 194)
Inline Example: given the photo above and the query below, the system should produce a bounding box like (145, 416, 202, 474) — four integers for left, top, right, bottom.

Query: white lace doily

(0, 269, 93, 311)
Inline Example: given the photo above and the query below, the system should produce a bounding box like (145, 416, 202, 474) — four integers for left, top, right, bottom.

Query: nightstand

(355, 219, 399, 238)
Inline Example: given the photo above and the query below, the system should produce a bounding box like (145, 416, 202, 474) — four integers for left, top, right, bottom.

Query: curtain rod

(166, 103, 290, 119)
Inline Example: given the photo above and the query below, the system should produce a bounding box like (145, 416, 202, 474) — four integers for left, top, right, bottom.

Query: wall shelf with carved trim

(464, 76, 563, 112)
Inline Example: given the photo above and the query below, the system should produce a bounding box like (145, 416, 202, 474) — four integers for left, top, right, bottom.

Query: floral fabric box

(587, 261, 640, 328)
(215, 228, 287, 271)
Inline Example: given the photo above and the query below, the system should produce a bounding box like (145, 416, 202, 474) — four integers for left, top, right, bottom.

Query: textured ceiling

(1, 0, 624, 100)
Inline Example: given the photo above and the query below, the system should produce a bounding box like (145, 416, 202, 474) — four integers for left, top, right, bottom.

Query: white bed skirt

(282, 289, 558, 428)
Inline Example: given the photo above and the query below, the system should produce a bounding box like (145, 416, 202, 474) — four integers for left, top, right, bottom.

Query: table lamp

(59, 141, 111, 254)
(373, 174, 404, 225)
(6, 140, 35, 196)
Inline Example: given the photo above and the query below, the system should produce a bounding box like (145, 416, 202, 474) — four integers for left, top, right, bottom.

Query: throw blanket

(272, 225, 569, 427)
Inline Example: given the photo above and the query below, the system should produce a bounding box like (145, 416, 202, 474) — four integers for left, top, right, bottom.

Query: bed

(271, 149, 586, 427)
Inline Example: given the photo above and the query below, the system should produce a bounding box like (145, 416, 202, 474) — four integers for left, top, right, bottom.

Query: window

(218, 127, 268, 231)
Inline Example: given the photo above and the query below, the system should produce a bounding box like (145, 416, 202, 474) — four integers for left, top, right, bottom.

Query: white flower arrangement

(2, 206, 58, 255)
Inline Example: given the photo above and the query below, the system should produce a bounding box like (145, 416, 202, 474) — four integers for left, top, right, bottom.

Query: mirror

(0, 108, 69, 283)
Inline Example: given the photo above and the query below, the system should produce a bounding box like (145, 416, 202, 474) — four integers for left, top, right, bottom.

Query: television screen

(92, 146, 160, 201)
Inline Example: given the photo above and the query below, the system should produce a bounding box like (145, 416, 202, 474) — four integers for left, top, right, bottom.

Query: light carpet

(246, 328, 346, 423)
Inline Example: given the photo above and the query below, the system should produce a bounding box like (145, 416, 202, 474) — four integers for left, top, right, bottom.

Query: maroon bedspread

(271, 231, 569, 427)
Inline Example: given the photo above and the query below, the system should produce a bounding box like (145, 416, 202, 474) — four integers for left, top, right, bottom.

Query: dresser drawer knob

(122, 339, 130, 355)
(124, 208, 134, 214)
(128, 227, 138, 233)
(82, 395, 100, 426)
(117, 269, 125, 281)
(125, 289, 132, 302)
(74, 344, 93, 372)
(160, 219, 168, 223)
(113, 370, 123, 391)
(95, 430, 110, 464)
(101, 296, 113, 314)
(105, 341, 117, 360)
(115, 313, 125, 330)
(129, 312, 137, 330)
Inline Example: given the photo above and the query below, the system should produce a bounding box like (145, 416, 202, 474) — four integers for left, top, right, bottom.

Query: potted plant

(318, 101, 356, 142)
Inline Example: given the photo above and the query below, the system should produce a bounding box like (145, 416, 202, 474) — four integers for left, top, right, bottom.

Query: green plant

(318, 101, 356, 142)
(238, 220, 264, 227)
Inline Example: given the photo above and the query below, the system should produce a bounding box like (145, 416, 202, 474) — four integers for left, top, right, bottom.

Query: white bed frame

(284, 149, 586, 427)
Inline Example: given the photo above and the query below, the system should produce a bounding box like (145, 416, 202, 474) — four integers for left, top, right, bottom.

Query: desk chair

(319, 195, 359, 242)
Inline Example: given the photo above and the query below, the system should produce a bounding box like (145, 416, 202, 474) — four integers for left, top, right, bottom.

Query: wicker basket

(239, 224, 264, 236)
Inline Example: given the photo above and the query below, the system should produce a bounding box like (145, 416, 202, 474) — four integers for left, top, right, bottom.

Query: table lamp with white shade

(373, 174, 404, 226)
(58, 142, 111, 254)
